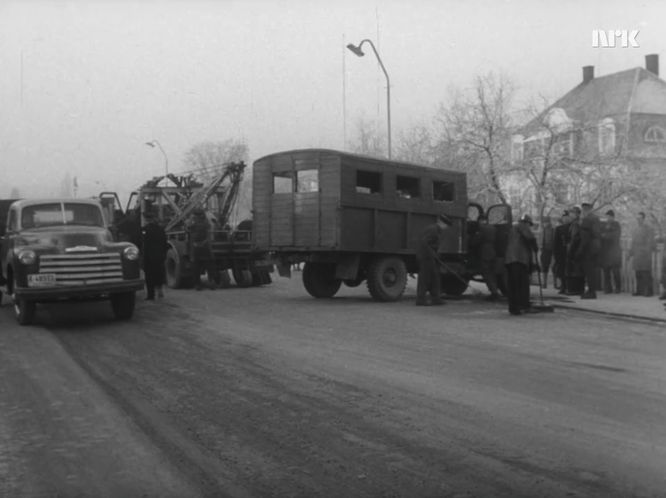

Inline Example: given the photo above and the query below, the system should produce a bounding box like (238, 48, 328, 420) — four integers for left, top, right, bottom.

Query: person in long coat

(470, 214, 500, 300)
(504, 214, 538, 315)
(553, 211, 571, 294)
(416, 214, 452, 306)
(629, 211, 656, 297)
(577, 202, 602, 299)
(141, 210, 168, 300)
(600, 209, 622, 293)
(566, 206, 585, 295)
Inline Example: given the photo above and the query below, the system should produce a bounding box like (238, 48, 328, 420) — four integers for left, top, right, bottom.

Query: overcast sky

(2, 0, 665, 201)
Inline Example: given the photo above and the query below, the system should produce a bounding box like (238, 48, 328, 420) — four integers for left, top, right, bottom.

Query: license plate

(27, 273, 56, 287)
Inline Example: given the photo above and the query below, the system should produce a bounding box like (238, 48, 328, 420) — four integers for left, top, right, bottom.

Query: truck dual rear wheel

(367, 257, 407, 302)
(302, 262, 342, 298)
(110, 292, 136, 320)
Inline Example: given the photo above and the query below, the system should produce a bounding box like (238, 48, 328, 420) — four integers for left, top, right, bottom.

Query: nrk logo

(592, 29, 640, 48)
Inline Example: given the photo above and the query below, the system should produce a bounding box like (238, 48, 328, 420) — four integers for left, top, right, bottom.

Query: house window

(296, 169, 319, 193)
(433, 180, 455, 202)
(598, 118, 616, 156)
(552, 132, 573, 158)
(356, 170, 382, 194)
(273, 172, 293, 194)
(644, 125, 666, 143)
(396, 175, 420, 198)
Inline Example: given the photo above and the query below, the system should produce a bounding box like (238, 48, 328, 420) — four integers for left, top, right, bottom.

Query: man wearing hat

(600, 209, 622, 293)
(186, 207, 218, 290)
(141, 209, 168, 300)
(578, 202, 602, 299)
(553, 210, 571, 294)
(416, 214, 452, 306)
(504, 213, 538, 315)
(566, 206, 585, 295)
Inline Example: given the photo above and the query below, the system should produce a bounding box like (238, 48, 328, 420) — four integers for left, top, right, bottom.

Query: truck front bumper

(15, 280, 144, 302)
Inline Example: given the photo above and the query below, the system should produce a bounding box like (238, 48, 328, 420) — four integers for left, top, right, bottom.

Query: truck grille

(39, 253, 124, 286)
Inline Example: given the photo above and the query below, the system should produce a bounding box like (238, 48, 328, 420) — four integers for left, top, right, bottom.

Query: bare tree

(349, 116, 387, 158)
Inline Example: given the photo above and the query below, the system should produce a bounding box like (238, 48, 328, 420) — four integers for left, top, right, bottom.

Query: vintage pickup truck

(0, 198, 144, 325)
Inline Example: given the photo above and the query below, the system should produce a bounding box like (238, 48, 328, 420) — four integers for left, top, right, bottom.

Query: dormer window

(598, 118, 615, 156)
(644, 125, 666, 143)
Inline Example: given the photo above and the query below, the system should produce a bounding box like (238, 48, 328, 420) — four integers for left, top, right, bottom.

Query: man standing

(470, 214, 500, 300)
(539, 216, 555, 289)
(553, 211, 571, 294)
(416, 214, 452, 306)
(566, 206, 585, 295)
(504, 214, 538, 315)
(600, 209, 622, 293)
(187, 208, 218, 291)
(629, 211, 656, 297)
(578, 202, 602, 299)
(141, 210, 168, 300)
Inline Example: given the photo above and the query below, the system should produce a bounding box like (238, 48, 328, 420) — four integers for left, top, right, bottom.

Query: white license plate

(27, 273, 56, 287)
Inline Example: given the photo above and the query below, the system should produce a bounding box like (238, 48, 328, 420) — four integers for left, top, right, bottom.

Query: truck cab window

(296, 169, 319, 193)
(273, 172, 294, 194)
(396, 176, 420, 199)
(433, 180, 455, 202)
(356, 170, 382, 194)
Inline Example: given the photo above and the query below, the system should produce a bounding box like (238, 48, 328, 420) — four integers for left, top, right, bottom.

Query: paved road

(1, 277, 665, 497)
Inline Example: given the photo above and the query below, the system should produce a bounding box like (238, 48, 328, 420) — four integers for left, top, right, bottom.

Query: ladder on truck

(164, 161, 246, 232)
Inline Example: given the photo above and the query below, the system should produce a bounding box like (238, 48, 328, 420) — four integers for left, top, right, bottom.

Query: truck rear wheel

(367, 256, 407, 302)
(165, 249, 187, 289)
(110, 292, 135, 320)
(302, 262, 341, 298)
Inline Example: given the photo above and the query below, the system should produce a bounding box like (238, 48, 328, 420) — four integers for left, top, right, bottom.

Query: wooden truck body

(253, 148, 509, 301)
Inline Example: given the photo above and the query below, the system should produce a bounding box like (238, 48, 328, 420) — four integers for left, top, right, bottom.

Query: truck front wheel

(110, 292, 135, 320)
(367, 256, 407, 302)
(302, 262, 341, 298)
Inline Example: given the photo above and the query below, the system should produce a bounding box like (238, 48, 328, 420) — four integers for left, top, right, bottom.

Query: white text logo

(592, 30, 640, 48)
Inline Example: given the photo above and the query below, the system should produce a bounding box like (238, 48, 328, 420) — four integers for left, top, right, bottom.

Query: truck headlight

(123, 246, 140, 261)
(18, 250, 37, 265)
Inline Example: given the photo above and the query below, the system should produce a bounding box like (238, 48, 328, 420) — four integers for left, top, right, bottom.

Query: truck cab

(0, 198, 144, 325)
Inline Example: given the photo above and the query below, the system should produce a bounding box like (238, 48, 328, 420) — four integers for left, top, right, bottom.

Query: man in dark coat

(416, 214, 452, 306)
(187, 208, 218, 290)
(504, 214, 538, 315)
(578, 202, 602, 299)
(566, 206, 585, 295)
(470, 214, 500, 300)
(141, 210, 168, 300)
(553, 211, 571, 294)
(600, 209, 622, 293)
(629, 211, 656, 297)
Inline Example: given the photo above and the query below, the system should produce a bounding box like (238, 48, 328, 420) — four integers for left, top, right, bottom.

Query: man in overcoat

(416, 214, 452, 306)
(553, 211, 571, 294)
(600, 209, 622, 293)
(504, 214, 538, 315)
(629, 212, 656, 297)
(578, 202, 602, 299)
(566, 206, 585, 295)
(470, 214, 500, 300)
(141, 210, 168, 300)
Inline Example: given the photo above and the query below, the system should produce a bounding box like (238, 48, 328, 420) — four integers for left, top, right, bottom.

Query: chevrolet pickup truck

(0, 198, 144, 325)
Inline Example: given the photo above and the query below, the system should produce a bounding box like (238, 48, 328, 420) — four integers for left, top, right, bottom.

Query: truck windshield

(21, 203, 105, 228)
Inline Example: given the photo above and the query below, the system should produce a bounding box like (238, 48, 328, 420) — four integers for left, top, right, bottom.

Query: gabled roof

(519, 67, 666, 136)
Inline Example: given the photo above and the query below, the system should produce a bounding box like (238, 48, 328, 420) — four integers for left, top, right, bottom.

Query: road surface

(1, 276, 665, 497)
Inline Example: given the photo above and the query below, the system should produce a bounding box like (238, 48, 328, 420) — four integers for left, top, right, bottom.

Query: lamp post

(347, 39, 391, 159)
(145, 139, 169, 177)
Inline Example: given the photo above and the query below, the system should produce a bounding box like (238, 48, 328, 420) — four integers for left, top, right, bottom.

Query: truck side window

(433, 180, 455, 202)
(356, 170, 382, 194)
(273, 172, 294, 194)
(296, 169, 319, 193)
(396, 176, 420, 199)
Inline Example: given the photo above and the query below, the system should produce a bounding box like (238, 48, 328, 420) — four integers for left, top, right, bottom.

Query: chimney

(646, 54, 659, 76)
(582, 65, 594, 83)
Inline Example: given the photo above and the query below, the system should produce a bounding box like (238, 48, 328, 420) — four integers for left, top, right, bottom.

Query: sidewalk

(537, 286, 666, 323)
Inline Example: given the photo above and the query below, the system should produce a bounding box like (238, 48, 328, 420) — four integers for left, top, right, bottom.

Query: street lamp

(145, 139, 169, 177)
(347, 39, 391, 159)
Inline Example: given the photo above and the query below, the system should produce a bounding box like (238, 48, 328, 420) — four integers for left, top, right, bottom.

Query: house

(509, 54, 666, 218)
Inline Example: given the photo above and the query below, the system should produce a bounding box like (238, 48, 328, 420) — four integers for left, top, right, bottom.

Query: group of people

(415, 205, 666, 315)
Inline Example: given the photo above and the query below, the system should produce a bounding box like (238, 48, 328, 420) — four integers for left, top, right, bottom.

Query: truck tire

(13, 296, 36, 325)
(165, 249, 186, 289)
(366, 256, 407, 302)
(302, 262, 342, 298)
(110, 292, 135, 320)
(232, 266, 253, 287)
(251, 269, 272, 286)
(440, 273, 469, 296)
